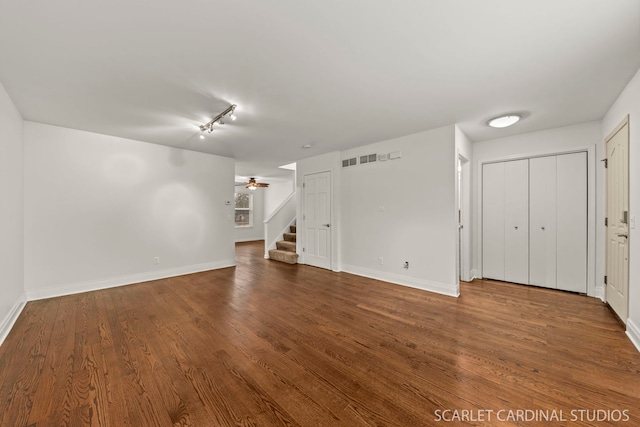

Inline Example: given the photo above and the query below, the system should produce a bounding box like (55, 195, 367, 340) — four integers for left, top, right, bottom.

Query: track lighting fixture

(199, 104, 237, 135)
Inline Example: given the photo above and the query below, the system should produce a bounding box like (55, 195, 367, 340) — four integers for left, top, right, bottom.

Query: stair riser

(276, 241, 296, 252)
(268, 249, 298, 265)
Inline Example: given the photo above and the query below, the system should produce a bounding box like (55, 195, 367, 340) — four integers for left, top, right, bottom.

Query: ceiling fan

(236, 177, 269, 190)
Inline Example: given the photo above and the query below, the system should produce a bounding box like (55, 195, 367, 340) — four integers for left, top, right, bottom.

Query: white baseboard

(470, 269, 480, 281)
(594, 285, 605, 302)
(626, 319, 640, 354)
(235, 238, 264, 243)
(26, 259, 236, 301)
(341, 265, 459, 297)
(0, 293, 27, 347)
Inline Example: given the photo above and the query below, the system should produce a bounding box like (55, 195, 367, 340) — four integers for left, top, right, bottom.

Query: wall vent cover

(342, 157, 357, 167)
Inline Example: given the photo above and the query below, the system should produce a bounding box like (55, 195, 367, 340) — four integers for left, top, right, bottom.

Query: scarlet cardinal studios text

(433, 409, 630, 423)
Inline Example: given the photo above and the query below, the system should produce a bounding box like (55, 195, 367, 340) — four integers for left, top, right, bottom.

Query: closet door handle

(541, 226, 545, 231)
(514, 226, 518, 230)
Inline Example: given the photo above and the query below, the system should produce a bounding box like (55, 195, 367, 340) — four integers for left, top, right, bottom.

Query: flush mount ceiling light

(200, 104, 237, 134)
(487, 114, 521, 128)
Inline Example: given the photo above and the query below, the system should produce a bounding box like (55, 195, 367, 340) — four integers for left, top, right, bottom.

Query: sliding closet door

(529, 156, 557, 288)
(482, 162, 505, 281)
(556, 152, 587, 292)
(504, 160, 529, 284)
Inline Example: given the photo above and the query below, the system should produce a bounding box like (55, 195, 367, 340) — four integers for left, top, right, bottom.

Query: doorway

(302, 171, 332, 270)
(605, 116, 630, 323)
(457, 154, 470, 282)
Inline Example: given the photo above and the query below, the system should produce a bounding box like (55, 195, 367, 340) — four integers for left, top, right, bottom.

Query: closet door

(556, 152, 587, 292)
(504, 160, 529, 284)
(529, 156, 557, 288)
(482, 162, 505, 281)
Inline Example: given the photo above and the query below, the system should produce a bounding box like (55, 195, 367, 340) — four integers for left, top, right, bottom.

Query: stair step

(283, 232, 296, 242)
(276, 241, 296, 252)
(290, 225, 297, 233)
(268, 249, 298, 265)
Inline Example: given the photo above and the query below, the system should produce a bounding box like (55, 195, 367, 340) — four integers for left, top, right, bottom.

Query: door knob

(322, 223, 330, 228)
(617, 233, 628, 238)
(541, 226, 545, 231)
(515, 226, 518, 230)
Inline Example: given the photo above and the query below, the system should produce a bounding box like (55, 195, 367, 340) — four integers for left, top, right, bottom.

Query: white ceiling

(1, 0, 638, 179)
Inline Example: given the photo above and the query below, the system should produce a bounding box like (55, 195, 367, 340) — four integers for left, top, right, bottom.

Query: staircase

(268, 225, 298, 264)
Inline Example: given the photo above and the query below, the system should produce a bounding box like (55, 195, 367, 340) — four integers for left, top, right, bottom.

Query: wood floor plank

(26, 295, 78, 426)
(1, 240, 640, 426)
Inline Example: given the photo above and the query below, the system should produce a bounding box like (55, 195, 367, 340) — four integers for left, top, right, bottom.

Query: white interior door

(606, 119, 630, 322)
(529, 156, 557, 288)
(504, 159, 529, 284)
(482, 162, 505, 281)
(303, 171, 331, 270)
(556, 152, 587, 293)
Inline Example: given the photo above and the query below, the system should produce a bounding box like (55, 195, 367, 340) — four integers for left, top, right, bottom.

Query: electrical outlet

(403, 261, 409, 269)
(378, 257, 384, 265)
(154, 257, 160, 265)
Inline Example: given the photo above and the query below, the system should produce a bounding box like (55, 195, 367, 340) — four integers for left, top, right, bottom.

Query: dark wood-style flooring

(1, 241, 639, 426)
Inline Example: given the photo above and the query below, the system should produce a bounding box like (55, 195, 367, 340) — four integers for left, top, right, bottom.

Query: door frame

(476, 146, 596, 297)
(457, 153, 471, 282)
(604, 115, 630, 322)
(300, 169, 334, 271)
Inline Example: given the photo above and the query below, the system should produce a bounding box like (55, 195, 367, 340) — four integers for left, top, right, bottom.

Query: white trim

(0, 293, 28, 347)
(626, 319, 640, 354)
(594, 285, 605, 302)
(341, 264, 459, 297)
(26, 260, 236, 301)
(235, 237, 264, 243)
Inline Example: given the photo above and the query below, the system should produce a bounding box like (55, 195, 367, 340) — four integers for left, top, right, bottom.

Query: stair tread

(283, 232, 296, 242)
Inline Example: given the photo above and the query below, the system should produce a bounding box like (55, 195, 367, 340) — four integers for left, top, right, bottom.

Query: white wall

(472, 121, 602, 297)
(24, 122, 236, 299)
(264, 174, 295, 218)
(235, 187, 265, 242)
(0, 82, 26, 344)
(602, 66, 640, 350)
(339, 125, 459, 296)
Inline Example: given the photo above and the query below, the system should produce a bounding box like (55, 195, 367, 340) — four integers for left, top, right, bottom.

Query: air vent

(360, 153, 378, 165)
(342, 157, 357, 167)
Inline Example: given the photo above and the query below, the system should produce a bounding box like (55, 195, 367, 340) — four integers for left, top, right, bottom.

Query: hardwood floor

(1, 240, 639, 426)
